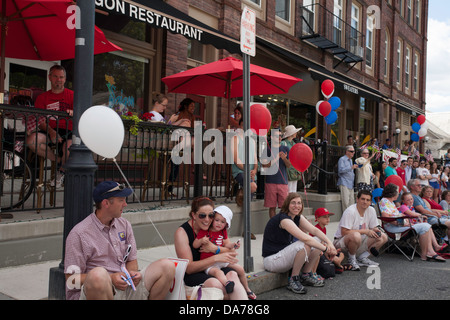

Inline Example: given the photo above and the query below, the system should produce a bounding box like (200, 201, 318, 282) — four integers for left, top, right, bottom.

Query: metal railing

(1, 104, 350, 212)
(300, 3, 365, 60)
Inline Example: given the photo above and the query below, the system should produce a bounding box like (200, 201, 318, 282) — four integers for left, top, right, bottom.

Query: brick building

(4, 0, 429, 149)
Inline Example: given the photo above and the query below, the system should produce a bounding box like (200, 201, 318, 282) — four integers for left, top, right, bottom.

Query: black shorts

(184, 267, 233, 287)
(40, 128, 72, 158)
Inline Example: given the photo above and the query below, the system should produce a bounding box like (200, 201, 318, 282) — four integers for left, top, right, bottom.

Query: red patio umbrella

(162, 56, 302, 100)
(0, 0, 122, 93)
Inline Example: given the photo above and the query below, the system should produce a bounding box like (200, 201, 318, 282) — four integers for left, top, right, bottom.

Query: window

(384, 30, 390, 80)
(407, 0, 412, 24)
(414, 53, 419, 95)
(366, 16, 375, 68)
(188, 39, 204, 62)
(249, 0, 261, 5)
(415, 0, 421, 32)
(302, 0, 316, 35)
(350, 3, 360, 54)
(397, 39, 403, 87)
(276, 0, 290, 22)
(333, 0, 344, 46)
(398, 0, 404, 16)
(405, 46, 411, 90)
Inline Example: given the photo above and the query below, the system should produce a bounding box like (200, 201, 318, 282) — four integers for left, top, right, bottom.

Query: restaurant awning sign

(95, 0, 241, 53)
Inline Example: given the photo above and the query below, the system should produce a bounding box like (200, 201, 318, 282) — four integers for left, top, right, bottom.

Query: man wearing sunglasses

(337, 146, 359, 213)
(64, 181, 175, 300)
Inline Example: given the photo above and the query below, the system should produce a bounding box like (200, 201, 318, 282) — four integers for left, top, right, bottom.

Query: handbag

(165, 258, 189, 300)
(185, 285, 224, 300)
(316, 255, 335, 279)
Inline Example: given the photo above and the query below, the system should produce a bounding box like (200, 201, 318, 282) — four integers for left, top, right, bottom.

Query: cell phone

(234, 239, 241, 249)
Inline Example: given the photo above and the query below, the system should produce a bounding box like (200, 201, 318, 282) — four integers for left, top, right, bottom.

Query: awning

(389, 99, 425, 116)
(95, 0, 241, 54)
(257, 37, 384, 102)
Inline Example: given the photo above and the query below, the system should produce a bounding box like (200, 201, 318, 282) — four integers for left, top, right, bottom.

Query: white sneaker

(51, 171, 65, 189)
(348, 257, 361, 271)
(357, 256, 379, 267)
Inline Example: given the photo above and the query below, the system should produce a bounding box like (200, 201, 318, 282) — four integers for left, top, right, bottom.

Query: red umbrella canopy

(0, 0, 121, 61)
(162, 57, 302, 98)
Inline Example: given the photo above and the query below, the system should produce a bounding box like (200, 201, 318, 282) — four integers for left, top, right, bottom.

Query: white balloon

(79, 105, 125, 159)
(418, 127, 428, 137)
(316, 100, 324, 116)
(420, 121, 430, 130)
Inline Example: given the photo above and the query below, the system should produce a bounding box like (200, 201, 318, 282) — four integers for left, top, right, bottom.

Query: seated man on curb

(333, 190, 388, 271)
(64, 181, 175, 300)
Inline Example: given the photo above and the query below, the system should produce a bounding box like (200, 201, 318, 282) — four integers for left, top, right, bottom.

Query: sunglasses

(348, 150, 355, 153)
(123, 244, 132, 262)
(198, 213, 215, 219)
(101, 183, 125, 196)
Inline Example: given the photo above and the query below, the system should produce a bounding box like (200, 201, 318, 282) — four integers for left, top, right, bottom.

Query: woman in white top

(441, 166, 450, 192)
(416, 160, 432, 187)
(355, 148, 375, 191)
(149, 93, 168, 122)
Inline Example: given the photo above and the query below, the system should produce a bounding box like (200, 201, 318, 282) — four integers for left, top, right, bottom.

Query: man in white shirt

(333, 190, 388, 270)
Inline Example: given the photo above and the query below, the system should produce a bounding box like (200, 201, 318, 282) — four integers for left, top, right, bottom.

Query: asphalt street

(258, 252, 450, 300)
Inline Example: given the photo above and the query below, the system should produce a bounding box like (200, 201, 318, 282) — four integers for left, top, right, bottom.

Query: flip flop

(426, 254, 446, 262)
(335, 266, 344, 274)
(247, 291, 257, 300)
(342, 263, 354, 271)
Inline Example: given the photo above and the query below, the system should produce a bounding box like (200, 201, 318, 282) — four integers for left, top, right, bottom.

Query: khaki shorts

(263, 241, 306, 273)
(333, 234, 369, 257)
(79, 266, 150, 300)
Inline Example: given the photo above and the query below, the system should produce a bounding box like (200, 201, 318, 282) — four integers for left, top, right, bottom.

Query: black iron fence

(1, 104, 348, 213)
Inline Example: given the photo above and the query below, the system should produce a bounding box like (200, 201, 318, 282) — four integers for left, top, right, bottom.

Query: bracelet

(215, 246, 221, 254)
(322, 245, 328, 253)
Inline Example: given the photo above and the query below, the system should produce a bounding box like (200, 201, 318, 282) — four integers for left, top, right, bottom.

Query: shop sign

(343, 83, 359, 95)
(95, 0, 204, 41)
(240, 6, 256, 56)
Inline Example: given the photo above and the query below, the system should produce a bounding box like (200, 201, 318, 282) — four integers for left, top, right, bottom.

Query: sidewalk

(0, 222, 340, 300)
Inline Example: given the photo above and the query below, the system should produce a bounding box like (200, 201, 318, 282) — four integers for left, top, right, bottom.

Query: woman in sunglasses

(174, 197, 248, 299)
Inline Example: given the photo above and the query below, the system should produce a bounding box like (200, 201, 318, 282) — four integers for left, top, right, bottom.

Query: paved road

(258, 252, 450, 300)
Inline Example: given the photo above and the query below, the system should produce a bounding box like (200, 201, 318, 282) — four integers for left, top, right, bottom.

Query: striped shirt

(64, 212, 137, 300)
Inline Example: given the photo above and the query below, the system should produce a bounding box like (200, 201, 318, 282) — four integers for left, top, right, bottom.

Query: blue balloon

(372, 188, 383, 203)
(411, 133, 420, 142)
(325, 111, 338, 125)
(328, 96, 341, 111)
(411, 122, 421, 133)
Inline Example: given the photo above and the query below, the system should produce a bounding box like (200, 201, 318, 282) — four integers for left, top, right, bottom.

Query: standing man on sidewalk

(337, 145, 358, 213)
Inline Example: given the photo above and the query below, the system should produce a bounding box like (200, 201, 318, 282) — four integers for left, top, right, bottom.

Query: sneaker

(51, 171, 65, 189)
(357, 256, 379, 267)
(348, 257, 361, 271)
(287, 276, 307, 294)
(300, 272, 324, 287)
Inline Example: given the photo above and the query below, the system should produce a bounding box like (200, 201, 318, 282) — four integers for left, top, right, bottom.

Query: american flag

(372, 144, 382, 160)
(414, 149, 420, 158)
(396, 148, 402, 159)
(425, 150, 434, 162)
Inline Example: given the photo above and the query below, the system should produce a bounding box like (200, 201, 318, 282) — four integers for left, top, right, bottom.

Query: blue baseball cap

(93, 181, 133, 203)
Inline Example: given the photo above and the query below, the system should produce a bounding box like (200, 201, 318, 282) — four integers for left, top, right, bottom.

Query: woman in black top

(174, 196, 248, 299)
(262, 193, 337, 294)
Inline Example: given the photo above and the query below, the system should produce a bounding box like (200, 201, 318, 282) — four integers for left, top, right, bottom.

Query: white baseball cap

(214, 205, 233, 229)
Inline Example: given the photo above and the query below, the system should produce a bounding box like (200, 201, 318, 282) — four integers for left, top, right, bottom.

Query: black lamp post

(48, 0, 97, 300)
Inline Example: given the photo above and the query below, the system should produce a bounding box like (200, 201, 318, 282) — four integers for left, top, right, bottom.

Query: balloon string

(301, 172, 309, 208)
(112, 158, 174, 256)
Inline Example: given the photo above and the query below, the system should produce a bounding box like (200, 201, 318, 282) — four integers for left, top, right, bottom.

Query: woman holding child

(174, 197, 249, 299)
(262, 193, 337, 294)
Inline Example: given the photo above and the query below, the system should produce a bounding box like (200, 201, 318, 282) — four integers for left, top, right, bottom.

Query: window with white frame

(333, 0, 344, 46)
(407, 0, 412, 24)
(384, 30, 390, 80)
(415, 0, 421, 33)
(276, 0, 290, 22)
(350, 3, 360, 54)
(405, 46, 411, 90)
(397, 39, 403, 87)
(414, 53, 419, 94)
(366, 16, 375, 68)
(302, 0, 316, 35)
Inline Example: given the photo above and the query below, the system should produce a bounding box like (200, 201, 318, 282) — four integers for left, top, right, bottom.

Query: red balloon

(385, 175, 403, 192)
(289, 143, 313, 173)
(318, 101, 331, 117)
(321, 80, 335, 98)
(417, 114, 426, 125)
(250, 104, 272, 136)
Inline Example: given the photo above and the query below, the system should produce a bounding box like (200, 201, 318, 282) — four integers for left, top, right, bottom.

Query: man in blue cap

(64, 181, 175, 300)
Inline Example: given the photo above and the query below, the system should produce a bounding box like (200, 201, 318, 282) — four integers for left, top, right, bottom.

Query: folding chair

(374, 199, 419, 261)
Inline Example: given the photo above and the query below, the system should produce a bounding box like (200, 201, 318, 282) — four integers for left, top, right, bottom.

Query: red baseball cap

(314, 207, 334, 220)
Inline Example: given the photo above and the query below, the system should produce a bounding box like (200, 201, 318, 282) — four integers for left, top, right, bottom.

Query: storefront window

(95, 12, 151, 43)
(92, 51, 149, 115)
(8, 64, 47, 101)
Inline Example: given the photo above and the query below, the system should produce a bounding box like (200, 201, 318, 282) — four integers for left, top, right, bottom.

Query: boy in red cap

(314, 208, 346, 274)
